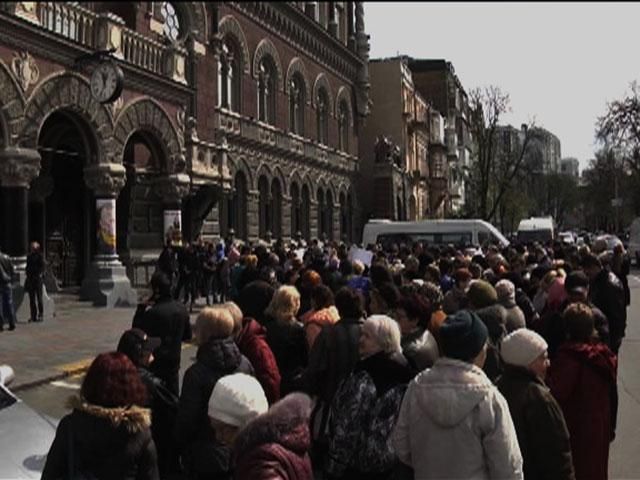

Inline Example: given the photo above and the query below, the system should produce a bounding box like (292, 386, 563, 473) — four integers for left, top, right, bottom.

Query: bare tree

(467, 86, 536, 221)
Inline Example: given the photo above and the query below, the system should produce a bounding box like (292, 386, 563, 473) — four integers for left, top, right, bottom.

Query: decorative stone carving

(84, 163, 127, 197)
(110, 96, 124, 117)
(176, 107, 186, 137)
(95, 13, 125, 59)
(0, 147, 41, 187)
(164, 45, 187, 85)
(3, 2, 40, 25)
(153, 173, 191, 204)
(186, 116, 198, 142)
(11, 51, 39, 92)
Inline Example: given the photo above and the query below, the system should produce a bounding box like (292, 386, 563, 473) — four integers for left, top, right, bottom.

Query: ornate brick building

(0, 2, 370, 308)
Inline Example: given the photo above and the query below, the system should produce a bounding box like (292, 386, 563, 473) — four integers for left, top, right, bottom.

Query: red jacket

(233, 393, 313, 480)
(547, 341, 617, 480)
(236, 318, 281, 404)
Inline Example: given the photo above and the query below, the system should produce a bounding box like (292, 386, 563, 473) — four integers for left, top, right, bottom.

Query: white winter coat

(392, 357, 523, 480)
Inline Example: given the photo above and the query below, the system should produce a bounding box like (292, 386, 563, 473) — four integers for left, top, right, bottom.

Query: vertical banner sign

(96, 198, 117, 255)
(164, 210, 183, 246)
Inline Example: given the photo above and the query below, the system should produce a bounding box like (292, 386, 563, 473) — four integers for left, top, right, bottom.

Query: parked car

(0, 365, 57, 479)
(558, 231, 576, 245)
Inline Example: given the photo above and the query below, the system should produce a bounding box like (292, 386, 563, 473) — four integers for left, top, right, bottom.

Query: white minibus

(361, 219, 509, 249)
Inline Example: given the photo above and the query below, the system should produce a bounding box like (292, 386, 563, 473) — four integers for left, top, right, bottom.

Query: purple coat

(233, 393, 313, 480)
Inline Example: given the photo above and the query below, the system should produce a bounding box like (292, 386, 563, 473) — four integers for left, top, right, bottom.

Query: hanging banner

(164, 210, 183, 246)
(96, 198, 117, 255)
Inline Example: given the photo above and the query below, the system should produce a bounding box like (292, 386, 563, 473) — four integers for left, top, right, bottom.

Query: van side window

(478, 231, 489, 246)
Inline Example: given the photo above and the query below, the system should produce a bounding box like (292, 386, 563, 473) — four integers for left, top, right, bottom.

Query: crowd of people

(40, 233, 629, 480)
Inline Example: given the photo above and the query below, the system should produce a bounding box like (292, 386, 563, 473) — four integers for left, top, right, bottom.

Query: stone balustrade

(217, 109, 358, 173)
(24, 3, 185, 83)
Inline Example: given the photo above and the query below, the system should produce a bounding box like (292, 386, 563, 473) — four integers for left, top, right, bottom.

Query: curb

(11, 343, 197, 393)
(12, 361, 92, 393)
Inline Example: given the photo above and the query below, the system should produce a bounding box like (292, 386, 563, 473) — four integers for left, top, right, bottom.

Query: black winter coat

(497, 366, 575, 480)
(590, 269, 626, 352)
(175, 336, 253, 475)
(42, 397, 159, 480)
(132, 297, 192, 381)
(265, 317, 308, 395)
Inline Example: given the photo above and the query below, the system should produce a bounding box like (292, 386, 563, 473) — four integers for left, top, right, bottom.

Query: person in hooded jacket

(42, 352, 159, 480)
(175, 307, 254, 479)
(233, 392, 313, 480)
(392, 309, 523, 480)
(497, 329, 575, 480)
(548, 302, 617, 480)
(325, 314, 414, 480)
(225, 301, 281, 405)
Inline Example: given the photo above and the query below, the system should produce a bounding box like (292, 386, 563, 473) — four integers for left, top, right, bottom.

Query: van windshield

(377, 232, 473, 250)
(517, 230, 553, 243)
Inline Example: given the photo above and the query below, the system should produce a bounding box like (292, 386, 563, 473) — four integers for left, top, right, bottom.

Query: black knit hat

(440, 310, 489, 362)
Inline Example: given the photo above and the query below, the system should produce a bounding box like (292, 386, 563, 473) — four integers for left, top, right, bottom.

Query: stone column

(153, 173, 191, 246)
(0, 147, 55, 321)
(247, 189, 260, 243)
(282, 195, 292, 243)
(81, 163, 137, 307)
(328, 2, 338, 37)
(347, 2, 356, 50)
(333, 204, 342, 242)
(310, 200, 319, 241)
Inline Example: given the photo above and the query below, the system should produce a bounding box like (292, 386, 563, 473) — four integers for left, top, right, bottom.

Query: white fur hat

(500, 329, 548, 367)
(208, 373, 268, 428)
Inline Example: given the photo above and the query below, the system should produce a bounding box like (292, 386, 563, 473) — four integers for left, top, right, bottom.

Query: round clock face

(90, 61, 123, 104)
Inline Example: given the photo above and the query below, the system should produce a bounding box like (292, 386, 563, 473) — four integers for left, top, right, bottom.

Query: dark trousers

(28, 283, 43, 321)
(0, 284, 16, 329)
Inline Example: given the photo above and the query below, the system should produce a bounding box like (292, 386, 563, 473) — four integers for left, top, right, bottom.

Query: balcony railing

(38, 2, 96, 47)
(25, 3, 183, 82)
(216, 109, 358, 172)
(122, 29, 166, 75)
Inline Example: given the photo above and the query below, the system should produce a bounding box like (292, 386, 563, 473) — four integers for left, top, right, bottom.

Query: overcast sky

(365, 2, 640, 172)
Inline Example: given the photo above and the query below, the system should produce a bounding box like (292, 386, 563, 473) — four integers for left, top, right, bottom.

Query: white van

(628, 217, 640, 265)
(516, 217, 555, 244)
(361, 219, 509, 249)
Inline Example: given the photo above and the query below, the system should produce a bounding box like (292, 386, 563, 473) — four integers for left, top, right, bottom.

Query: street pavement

(3, 277, 640, 479)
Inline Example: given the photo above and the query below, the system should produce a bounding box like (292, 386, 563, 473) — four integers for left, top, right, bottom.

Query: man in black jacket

(0, 249, 16, 331)
(583, 254, 626, 355)
(25, 241, 45, 322)
(133, 271, 192, 396)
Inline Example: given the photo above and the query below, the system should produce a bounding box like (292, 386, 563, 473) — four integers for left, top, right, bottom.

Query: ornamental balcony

(3, 2, 187, 84)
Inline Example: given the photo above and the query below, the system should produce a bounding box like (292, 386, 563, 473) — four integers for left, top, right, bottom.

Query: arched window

(338, 100, 349, 152)
(271, 179, 282, 239)
(291, 183, 300, 238)
(316, 88, 329, 145)
(258, 57, 276, 125)
(301, 184, 311, 241)
(218, 39, 241, 111)
(259, 176, 270, 238)
(317, 189, 325, 238)
(160, 2, 182, 42)
(289, 74, 305, 136)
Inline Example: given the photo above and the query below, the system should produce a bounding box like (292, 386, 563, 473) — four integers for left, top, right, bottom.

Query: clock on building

(90, 60, 124, 104)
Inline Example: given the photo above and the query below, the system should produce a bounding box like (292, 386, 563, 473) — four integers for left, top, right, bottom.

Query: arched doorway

(258, 175, 269, 239)
(32, 110, 95, 287)
(116, 131, 165, 281)
(326, 190, 334, 241)
(317, 188, 325, 239)
(231, 171, 248, 240)
(271, 178, 282, 239)
(301, 184, 311, 241)
(290, 183, 300, 238)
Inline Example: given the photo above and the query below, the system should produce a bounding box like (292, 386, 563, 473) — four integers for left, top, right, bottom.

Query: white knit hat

(500, 329, 548, 367)
(208, 373, 268, 428)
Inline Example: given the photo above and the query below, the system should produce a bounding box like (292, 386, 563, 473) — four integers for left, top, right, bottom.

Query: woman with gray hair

(325, 315, 414, 479)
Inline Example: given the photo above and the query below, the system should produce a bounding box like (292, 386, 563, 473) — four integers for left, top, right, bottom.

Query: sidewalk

(0, 292, 199, 392)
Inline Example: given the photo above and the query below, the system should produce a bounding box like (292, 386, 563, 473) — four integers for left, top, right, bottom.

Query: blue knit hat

(440, 309, 489, 362)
